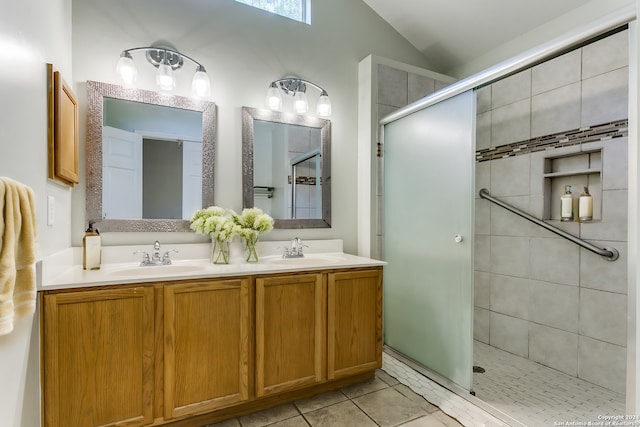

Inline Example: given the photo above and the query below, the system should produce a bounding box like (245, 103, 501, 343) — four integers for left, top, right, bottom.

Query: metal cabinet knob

(454, 234, 463, 243)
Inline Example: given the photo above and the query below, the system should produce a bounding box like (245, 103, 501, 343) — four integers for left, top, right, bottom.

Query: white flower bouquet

(190, 206, 240, 264)
(233, 208, 274, 262)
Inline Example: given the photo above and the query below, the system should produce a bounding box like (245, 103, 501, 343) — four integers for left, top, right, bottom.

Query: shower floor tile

(473, 340, 625, 426)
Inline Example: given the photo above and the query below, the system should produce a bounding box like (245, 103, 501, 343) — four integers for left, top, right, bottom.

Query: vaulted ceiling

(362, 0, 591, 73)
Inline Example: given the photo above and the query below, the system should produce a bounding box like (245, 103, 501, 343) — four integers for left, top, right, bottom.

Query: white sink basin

(262, 254, 348, 266)
(108, 264, 208, 276)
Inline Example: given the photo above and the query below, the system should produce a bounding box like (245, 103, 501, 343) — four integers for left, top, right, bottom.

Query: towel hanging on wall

(0, 177, 37, 336)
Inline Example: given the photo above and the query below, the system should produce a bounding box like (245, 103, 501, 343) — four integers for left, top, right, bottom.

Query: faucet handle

(162, 249, 179, 264)
(133, 251, 151, 265)
(278, 246, 290, 258)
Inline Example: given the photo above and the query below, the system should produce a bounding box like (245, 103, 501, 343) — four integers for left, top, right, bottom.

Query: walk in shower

(381, 10, 633, 426)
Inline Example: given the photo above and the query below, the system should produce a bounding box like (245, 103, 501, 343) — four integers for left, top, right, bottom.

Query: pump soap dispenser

(83, 223, 101, 270)
(560, 185, 573, 222)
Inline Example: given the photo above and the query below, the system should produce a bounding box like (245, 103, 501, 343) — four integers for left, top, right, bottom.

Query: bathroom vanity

(39, 243, 383, 427)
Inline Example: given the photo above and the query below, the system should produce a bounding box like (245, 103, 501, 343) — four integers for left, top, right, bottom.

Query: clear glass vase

(244, 234, 259, 262)
(211, 238, 230, 264)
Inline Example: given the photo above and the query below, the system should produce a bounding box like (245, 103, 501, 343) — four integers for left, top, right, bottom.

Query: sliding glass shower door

(383, 90, 475, 390)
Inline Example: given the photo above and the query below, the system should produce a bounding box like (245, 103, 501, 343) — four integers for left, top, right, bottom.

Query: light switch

(47, 196, 55, 226)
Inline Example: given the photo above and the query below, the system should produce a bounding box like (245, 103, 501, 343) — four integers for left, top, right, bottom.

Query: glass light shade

(266, 85, 282, 111)
(191, 69, 211, 97)
(316, 94, 332, 117)
(293, 91, 308, 114)
(115, 55, 137, 86)
(156, 63, 175, 91)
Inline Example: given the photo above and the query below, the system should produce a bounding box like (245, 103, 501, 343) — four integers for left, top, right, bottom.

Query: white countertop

(38, 240, 385, 291)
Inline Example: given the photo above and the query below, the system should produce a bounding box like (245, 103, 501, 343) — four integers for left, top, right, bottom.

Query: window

(233, 0, 310, 24)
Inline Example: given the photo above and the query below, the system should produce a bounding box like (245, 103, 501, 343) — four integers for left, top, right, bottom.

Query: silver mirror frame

(86, 81, 216, 232)
(241, 107, 331, 229)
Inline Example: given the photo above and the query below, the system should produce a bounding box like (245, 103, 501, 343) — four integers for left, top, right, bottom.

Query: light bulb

(156, 63, 175, 91)
(115, 52, 137, 86)
(316, 94, 332, 117)
(191, 67, 211, 97)
(293, 91, 308, 114)
(266, 84, 282, 111)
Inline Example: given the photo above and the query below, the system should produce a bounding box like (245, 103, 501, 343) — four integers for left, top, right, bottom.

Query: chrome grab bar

(479, 188, 619, 262)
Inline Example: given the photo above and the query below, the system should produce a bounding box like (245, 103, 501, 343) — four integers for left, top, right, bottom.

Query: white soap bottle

(83, 223, 102, 270)
(560, 185, 573, 222)
(579, 187, 593, 221)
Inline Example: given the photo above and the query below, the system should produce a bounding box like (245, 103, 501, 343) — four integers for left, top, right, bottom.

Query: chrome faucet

(282, 237, 307, 258)
(134, 240, 178, 266)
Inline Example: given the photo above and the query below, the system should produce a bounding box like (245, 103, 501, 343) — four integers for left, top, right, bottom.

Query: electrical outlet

(47, 196, 55, 226)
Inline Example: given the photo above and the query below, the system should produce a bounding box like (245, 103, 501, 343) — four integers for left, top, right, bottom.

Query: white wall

(0, 0, 72, 424)
(449, 0, 635, 78)
(0, 2, 73, 256)
(71, 0, 435, 254)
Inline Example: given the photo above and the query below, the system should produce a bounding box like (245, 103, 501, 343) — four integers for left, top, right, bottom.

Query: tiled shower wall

(376, 64, 451, 123)
(474, 29, 629, 394)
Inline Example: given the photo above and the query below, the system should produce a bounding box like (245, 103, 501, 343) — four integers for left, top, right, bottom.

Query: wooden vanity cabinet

(328, 269, 383, 379)
(163, 278, 250, 419)
(42, 286, 155, 427)
(41, 267, 382, 427)
(255, 273, 325, 397)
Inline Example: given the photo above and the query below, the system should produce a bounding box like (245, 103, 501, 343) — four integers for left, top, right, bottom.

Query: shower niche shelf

(543, 168, 601, 178)
(542, 149, 602, 222)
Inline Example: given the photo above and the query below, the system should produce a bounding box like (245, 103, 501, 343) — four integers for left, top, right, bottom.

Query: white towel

(0, 177, 37, 335)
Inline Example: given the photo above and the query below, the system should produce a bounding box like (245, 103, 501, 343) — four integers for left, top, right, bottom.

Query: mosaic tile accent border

(288, 176, 321, 185)
(476, 119, 628, 162)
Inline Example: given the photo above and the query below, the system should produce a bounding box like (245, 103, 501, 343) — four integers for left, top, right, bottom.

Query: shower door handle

(454, 234, 463, 243)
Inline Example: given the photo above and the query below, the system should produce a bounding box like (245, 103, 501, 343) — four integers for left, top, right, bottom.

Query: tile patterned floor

(472, 340, 626, 426)
(207, 368, 465, 427)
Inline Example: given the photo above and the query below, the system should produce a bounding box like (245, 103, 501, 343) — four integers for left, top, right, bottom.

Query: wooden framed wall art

(47, 63, 79, 186)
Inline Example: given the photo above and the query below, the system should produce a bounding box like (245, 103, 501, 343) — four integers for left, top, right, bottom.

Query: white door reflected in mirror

(102, 126, 142, 219)
(101, 97, 203, 221)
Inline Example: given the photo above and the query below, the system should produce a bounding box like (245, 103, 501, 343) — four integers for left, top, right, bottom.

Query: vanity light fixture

(266, 77, 332, 117)
(116, 45, 211, 97)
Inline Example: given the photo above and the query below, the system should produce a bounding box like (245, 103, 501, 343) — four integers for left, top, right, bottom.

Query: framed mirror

(86, 81, 216, 232)
(242, 107, 331, 229)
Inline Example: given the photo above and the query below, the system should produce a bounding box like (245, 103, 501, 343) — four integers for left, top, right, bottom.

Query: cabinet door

(328, 269, 382, 379)
(43, 287, 154, 427)
(164, 279, 250, 419)
(256, 273, 324, 397)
